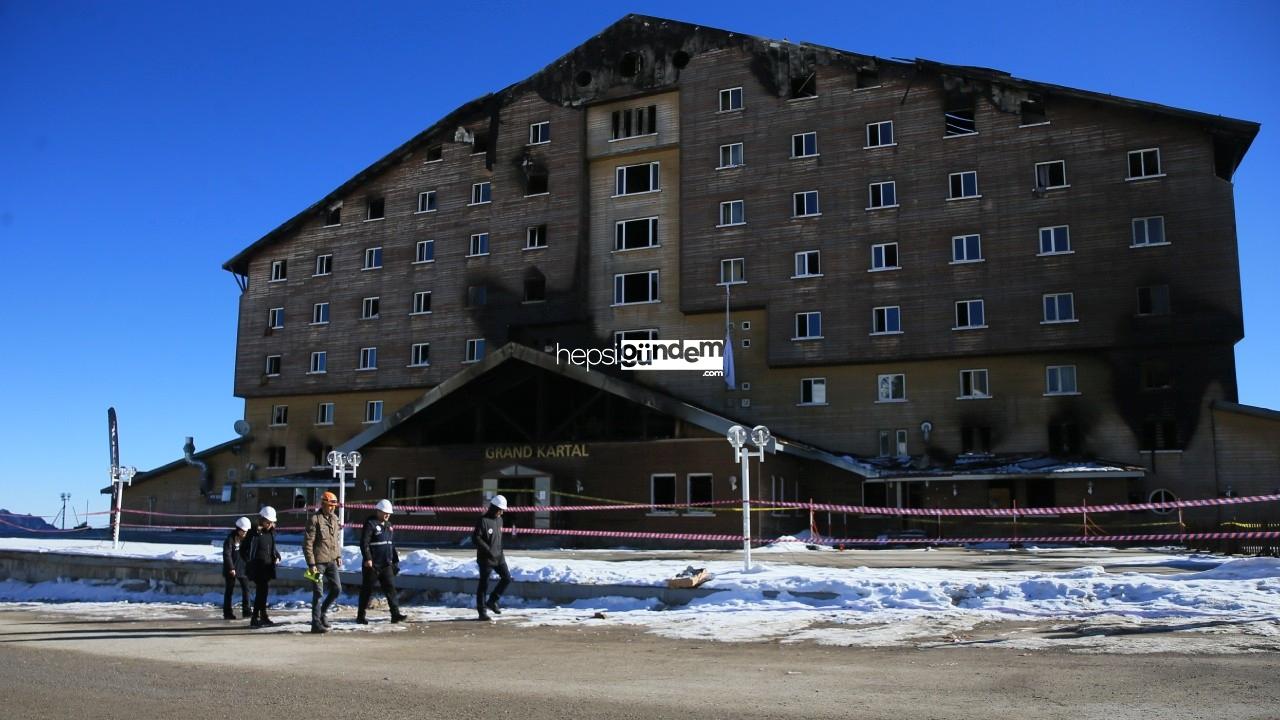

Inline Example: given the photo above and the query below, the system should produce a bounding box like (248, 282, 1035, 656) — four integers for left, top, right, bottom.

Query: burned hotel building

(123, 15, 1273, 541)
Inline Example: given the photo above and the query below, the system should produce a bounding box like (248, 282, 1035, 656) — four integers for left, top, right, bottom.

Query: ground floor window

(650, 473, 676, 511)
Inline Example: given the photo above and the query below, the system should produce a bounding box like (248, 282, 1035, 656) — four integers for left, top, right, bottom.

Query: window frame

(867, 181, 898, 210)
(525, 224, 548, 250)
(1136, 285, 1171, 316)
(791, 132, 818, 159)
(270, 404, 288, 427)
(799, 377, 827, 406)
(308, 351, 327, 375)
(718, 142, 744, 169)
(315, 402, 334, 426)
(264, 355, 281, 377)
(871, 305, 902, 335)
(612, 270, 660, 306)
(649, 473, 677, 514)
(614, 217, 659, 251)
(1034, 160, 1068, 190)
(268, 307, 284, 330)
(954, 298, 987, 330)
(1038, 225, 1072, 256)
(269, 259, 287, 283)
(527, 121, 550, 146)
(718, 199, 746, 227)
(409, 342, 431, 368)
(1045, 365, 1079, 396)
(464, 338, 486, 364)
(469, 182, 492, 206)
(1042, 293, 1078, 324)
(358, 346, 378, 371)
(360, 296, 380, 320)
(793, 250, 822, 279)
(718, 87, 744, 113)
(958, 369, 991, 400)
(951, 234, 983, 264)
(1126, 148, 1164, 180)
(876, 373, 907, 403)
(362, 246, 383, 270)
(792, 190, 821, 218)
(718, 257, 746, 286)
(411, 290, 432, 315)
(468, 232, 490, 257)
(416, 190, 437, 214)
(686, 473, 715, 514)
(313, 254, 332, 277)
(870, 242, 900, 271)
(414, 239, 435, 264)
(364, 196, 385, 222)
(614, 162, 661, 196)
(947, 170, 980, 200)
(865, 121, 895, 149)
(364, 400, 383, 424)
(793, 311, 823, 341)
(1131, 216, 1168, 247)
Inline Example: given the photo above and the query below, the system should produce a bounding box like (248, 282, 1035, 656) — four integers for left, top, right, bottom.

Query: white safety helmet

(235, 517, 251, 532)
(374, 499, 394, 514)
(259, 505, 278, 523)
(490, 494, 508, 510)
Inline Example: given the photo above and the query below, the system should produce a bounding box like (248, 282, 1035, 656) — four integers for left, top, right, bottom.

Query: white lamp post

(326, 450, 362, 528)
(110, 465, 136, 549)
(727, 424, 771, 571)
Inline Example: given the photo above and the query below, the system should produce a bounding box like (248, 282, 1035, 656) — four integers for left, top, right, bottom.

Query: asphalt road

(2, 607, 1276, 720)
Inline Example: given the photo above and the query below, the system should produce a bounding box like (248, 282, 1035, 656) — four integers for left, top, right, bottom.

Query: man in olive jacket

(303, 491, 343, 634)
(472, 494, 511, 621)
(357, 499, 406, 624)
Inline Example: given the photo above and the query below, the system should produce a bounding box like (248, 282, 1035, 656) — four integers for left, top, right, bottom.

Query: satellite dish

(233, 420, 251, 436)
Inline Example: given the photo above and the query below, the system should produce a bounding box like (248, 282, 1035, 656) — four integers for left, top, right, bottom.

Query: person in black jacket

(240, 506, 281, 628)
(221, 517, 252, 620)
(356, 499, 406, 624)
(472, 494, 511, 621)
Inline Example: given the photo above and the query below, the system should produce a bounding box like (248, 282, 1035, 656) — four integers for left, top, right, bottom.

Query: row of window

(794, 365, 1080, 408)
(264, 339, 486, 377)
(786, 293, 1080, 340)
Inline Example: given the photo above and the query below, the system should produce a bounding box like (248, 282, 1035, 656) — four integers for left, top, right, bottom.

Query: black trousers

(251, 578, 271, 620)
(358, 565, 400, 617)
(223, 572, 250, 615)
(476, 558, 511, 608)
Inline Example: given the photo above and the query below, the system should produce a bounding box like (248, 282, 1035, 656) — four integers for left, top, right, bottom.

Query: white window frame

(308, 351, 327, 375)
(311, 302, 329, 326)
(793, 311, 822, 341)
(527, 121, 550, 145)
(799, 377, 827, 406)
(649, 473, 678, 514)
(947, 171, 980, 200)
(313, 254, 332, 277)
(361, 296, 380, 320)
(954, 299, 987, 330)
(265, 355, 281, 377)
(525, 225, 548, 250)
(468, 232, 490, 257)
(793, 250, 822, 279)
(718, 87, 743, 113)
(270, 404, 288, 427)
(614, 328, 659, 347)
(363, 246, 382, 270)
(410, 342, 430, 367)
(792, 190, 820, 218)
(958, 369, 990, 400)
(414, 239, 435, 264)
(315, 402, 334, 426)
(1038, 225, 1072, 256)
(791, 132, 818, 159)
(718, 142, 744, 169)
(416, 190, 437, 214)
(871, 306, 902, 335)
(612, 270, 660, 306)
(411, 291, 432, 315)
(1126, 148, 1164, 180)
(464, 338, 486, 364)
(614, 217, 659, 251)
(876, 373, 907, 403)
(1131, 216, 1168, 247)
(1034, 160, 1069, 190)
(469, 182, 492, 206)
(614, 162, 661, 197)
(718, 200, 746, 227)
(269, 260, 286, 283)
(865, 121, 895, 148)
(867, 181, 898, 210)
(364, 400, 383, 424)
(1042, 293, 1077, 324)
(358, 347, 377, 371)
(268, 307, 284, 330)
(870, 242, 899, 271)
(718, 258, 746, 286)
(951, 234, 983, 264)
(1045, 365, 1079, 396)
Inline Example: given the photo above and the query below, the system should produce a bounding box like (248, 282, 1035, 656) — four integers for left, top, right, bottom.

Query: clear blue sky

(1, 1, 1276, 522)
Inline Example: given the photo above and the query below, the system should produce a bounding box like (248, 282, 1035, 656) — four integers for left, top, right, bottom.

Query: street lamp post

(326, 450, 362, 528)
(726, 424, 771, 572)
(110, 466, 136, 549)
(58, 493, 70, 530)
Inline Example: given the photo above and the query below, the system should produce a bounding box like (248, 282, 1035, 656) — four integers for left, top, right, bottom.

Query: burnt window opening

(325, 204, 341, 226)
(266, 446, 286, 469)
(365, 196, 384, 221)
(1140, 360, 1172, 390)
(523, 276, 546, 303)
(525, 224, 548, 249)
(1021, 95, 1047, 125)
(619, 52, 642, 77)
(960, 426, 992, 454)
(855, 67, 879, 89)
(466, 284, 488, 308)
(1025, 480, 1056, 509)
(790, 72, 817, 99)
(615, 217, 658, 250)
(1136, 285, 1171, 316)
(575, 71, 592, 87)
(312, 444, 334, 469)
(1048, 422, 1082, 455)
(1141, 418, 1180, 451)
(945, 99, 977, 136)
(471, 130, 490, 155)
(611, 105, 657, 140)
(525, 169, 548, 196)
(1212, 137, 1238, 181)
(425, 144, 443, 162)
(672, 50, 690, 69)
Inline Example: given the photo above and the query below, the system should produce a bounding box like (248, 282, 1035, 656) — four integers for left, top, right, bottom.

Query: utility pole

(58, 493, 70, 530)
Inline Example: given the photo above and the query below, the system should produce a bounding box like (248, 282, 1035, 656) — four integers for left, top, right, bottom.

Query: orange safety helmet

(321, 491, 339, 506)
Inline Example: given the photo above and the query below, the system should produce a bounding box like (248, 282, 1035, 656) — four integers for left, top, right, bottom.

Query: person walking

(242, 506, 281, 628)
(303, 491, 343, 634)
(472, 494, 511, 621)
(356, 499, 406, 624)
(221, 517, 252, 620)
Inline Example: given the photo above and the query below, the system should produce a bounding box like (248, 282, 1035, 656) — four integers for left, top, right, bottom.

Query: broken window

(615, 217, 658, 250)
(467, 285, 487, 308)
(944, 100, 977, 136)
(800, 378, 826, 405)
(1021, 95, 1047, 125)
(425, 144, 443, 162)
(613, 270, 659, 305)
(325, 204, 341, 226)
(525, 170, 548, 196)
(687, 474, 713, 506)
(264, 355, 281, 376)
(1048, 422, 1082, 455)
(619, 52, 642, 77)
(651, 474, 676, 508)
(856, 67, 880, 89)
(1034, 161, 1068, 190)
(611, 105, 657, 140)
(1136, 285, 1171, 316)
(1139, 360, 1172, 390)
(471, 130, 490, 155)
(960, 426, 992, 453)
(266, 446, 286, 469)
(366, 196, 384, 221)
(948, 171, 979, 199)
(790, 72, 817, 99)
(523, 277, 546, 302)
(525, 224, 547, 249)
(614, 162, 660, 195)
(1141, 418, 1179, 451)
